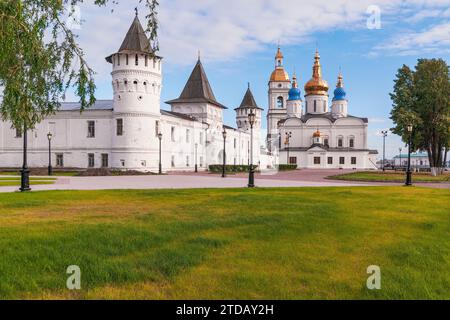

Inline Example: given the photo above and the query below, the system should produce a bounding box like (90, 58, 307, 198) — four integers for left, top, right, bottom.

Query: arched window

(135, 54, 139, 66)
(277, 96, 284, 108)
(337, 136, 344, 148)
(126, 54, 129, 65)
(349, 137, 355, 148)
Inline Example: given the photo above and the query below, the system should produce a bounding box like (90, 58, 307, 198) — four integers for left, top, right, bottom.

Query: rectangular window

(102, 154, 109, 168)
(116, 119, 123, 136)
(135, 54, 139, 66)
(56, 154, 64, 167)
(126, 54, 129, 65)
(340, 157, 345, 165)
(87, 121, 95, 138)
(351, 157, 357, 165)
(349, 139, 355, 148)
(171, 155, 175, 168)
(328, 157, 333, 165)
(314, 157, 321, 165)
(88, 153, 95, 168)
(186, 129, 190, 143)
(338, 139, 343, 147)
(289, 157, 297, 164)
(171, 127, 175, 142)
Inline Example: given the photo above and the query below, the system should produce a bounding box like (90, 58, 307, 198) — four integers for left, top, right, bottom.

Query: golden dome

(305, 50, 329, 95)
(270, 68, 290, 82)
(313, 129, 321, 138)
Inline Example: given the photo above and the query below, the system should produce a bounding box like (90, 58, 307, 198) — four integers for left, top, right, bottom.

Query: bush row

(208, 165, 256, 173)
(277, 164, 298, 171)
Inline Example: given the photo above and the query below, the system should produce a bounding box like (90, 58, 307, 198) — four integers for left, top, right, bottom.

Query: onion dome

(288, 74, 301, 101)
(332, 72, 347, 101)
(304, 49, 329, 96)
(313, 129, 321, 138)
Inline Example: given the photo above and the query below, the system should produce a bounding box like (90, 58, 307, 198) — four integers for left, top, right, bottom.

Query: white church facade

(0, 14, 377, 171)
(267, 47, 378, 169)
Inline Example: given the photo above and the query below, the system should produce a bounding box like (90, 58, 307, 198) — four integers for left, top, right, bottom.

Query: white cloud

(372, 22, 450, 56)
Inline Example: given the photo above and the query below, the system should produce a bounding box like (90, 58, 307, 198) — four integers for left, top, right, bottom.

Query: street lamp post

(158, 132, 163, 174)
(47, 133, 53, 176)
(405, 125, 413, 186)
(285, 132, 292, 164)
(381, 130, 388, 172)
(20, 124, 31, 192)
(195, 143, 198, 173)
(248, 110, 256, 188)
(222, 128, 227, 178)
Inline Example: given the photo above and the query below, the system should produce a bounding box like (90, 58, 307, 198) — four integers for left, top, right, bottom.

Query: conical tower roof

(119, 15, 153, 53)
(235, 84, 263, 110)
(166, 59, 227, 109)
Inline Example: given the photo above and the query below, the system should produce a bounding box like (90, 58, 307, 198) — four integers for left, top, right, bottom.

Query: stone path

(0, 170, 448, 193)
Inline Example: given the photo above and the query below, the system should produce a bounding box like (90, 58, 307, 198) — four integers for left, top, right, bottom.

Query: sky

(65, 0, 450, 158)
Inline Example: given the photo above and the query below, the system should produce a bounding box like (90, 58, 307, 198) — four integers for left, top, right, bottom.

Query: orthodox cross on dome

(135, 7, 138, 16)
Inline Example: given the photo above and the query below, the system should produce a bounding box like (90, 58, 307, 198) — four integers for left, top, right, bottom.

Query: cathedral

(267, 47, 378, 169)
(0, 13, 377, 171)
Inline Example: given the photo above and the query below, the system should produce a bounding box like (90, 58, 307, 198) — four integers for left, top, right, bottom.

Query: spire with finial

(135, 7, 138, 16)
(304, 47, 329, 96)
(198, 49, 201, 61)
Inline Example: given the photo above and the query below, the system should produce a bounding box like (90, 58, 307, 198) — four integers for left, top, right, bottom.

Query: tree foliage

(390, 59, 450, 175)
(0, 0, 159, 131)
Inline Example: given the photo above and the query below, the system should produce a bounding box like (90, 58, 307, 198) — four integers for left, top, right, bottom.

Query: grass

(0, 187, 448, 300)
(0, 177, 56, 187)
(328, 171, 450, 183)
(0, 171, 79, 177)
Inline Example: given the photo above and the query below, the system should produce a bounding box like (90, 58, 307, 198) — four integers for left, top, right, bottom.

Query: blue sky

(68, 0, 450, 158)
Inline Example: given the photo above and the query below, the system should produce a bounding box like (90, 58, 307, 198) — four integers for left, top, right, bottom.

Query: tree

(390, 59, 450, 176)
(0, 0, 159, 190)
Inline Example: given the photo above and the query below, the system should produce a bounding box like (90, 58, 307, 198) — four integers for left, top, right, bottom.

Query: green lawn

(0, 187, 448, 300)
(328, 171, 450, 183)
(0, 177, 56, 187)
(0, 171, 79, 177)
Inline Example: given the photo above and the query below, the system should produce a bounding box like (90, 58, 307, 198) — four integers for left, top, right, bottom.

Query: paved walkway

(0, 170, 448, 193)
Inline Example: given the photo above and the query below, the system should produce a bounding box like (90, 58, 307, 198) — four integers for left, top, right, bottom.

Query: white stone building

(267, 47, 378, 169)
(0, 15, 262, 172)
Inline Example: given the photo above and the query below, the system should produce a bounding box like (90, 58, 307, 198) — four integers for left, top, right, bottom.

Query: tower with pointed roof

(166, 57, 227, 126)
(267, 46, 290, 151)
(304, 50, 329, 115)
(106, 13, 163, 169)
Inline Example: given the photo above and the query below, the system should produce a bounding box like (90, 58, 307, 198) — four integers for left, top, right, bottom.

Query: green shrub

(208, 165, 257, 173)
(277, 164, 298, 171)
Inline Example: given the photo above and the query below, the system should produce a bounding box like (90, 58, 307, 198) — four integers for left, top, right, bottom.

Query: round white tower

(105, 13, 163, 170)
(331, 72, 348, 118)
(304, 50, 329, 115)
(286, 74, 302, 117)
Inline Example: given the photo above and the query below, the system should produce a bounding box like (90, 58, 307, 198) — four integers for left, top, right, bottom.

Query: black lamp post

(285, 132, 292, 164)
(222, 128, 227, 178)
(158, 132, 163, 174)
(381, 130, 388, 172)
(248, 110, 256, 188)
(20, 124, 31, 192)
(195, 143, 198, 173)
(405, 124, 413, 186)
(47, 132, 53, 176)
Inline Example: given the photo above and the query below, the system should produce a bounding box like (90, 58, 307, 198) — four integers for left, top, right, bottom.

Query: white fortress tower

(331, 72, 348, 118)
(267, 46, 290, 150)
(304, 50, 329, 115)
(235, 84, 263, 163)
(105, 13, 163, 169)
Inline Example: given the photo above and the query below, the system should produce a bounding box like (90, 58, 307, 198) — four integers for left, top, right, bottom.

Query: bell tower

(267, 46, 290, 151)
